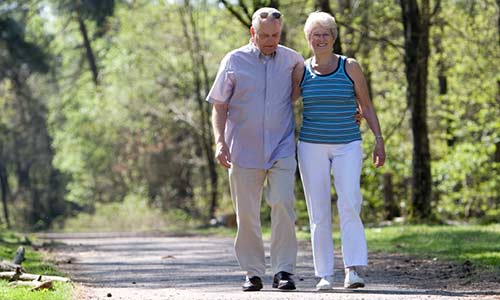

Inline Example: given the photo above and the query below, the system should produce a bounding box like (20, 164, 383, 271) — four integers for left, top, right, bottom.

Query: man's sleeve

(206, 54, 234, 104)
(294, 51, 304, 66)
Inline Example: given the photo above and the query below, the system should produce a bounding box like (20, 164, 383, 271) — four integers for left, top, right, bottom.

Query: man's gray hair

(251, 7, 282, 32)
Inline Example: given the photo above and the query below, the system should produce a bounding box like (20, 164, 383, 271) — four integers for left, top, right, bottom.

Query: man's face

(251, 20, 281, 55)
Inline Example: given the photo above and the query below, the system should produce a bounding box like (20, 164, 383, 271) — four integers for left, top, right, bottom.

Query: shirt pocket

(232, 67, 265, 102)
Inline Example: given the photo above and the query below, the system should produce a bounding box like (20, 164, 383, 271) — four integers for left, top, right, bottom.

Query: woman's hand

(373, 138, 385, 168)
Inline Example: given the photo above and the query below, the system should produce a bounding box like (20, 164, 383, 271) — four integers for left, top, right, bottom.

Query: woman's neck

(313, 52, 335, 66)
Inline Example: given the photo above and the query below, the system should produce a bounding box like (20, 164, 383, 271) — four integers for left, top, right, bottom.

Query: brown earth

(39, 232, 500, 300)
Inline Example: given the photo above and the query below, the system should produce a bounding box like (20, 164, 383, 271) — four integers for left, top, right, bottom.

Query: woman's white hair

(304, 11, 337, 41)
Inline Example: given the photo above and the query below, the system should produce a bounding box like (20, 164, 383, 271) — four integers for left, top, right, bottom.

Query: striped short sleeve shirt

(299, 55, 362, 144)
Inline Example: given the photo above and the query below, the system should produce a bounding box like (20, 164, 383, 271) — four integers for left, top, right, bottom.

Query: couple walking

(206, 7, 385, 291)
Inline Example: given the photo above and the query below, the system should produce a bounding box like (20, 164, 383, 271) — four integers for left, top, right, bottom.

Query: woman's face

(308, 25, 334, 55)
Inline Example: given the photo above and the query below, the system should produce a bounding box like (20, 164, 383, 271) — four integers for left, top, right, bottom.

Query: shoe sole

(345, 282, 365, 289)
(243, 286, 263, 292)
(273, 282, 296, 290)
(243, 281, 263, 292)
(316, 284, 333, 290)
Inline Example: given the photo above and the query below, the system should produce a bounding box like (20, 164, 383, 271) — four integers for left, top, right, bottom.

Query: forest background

(0, 0, 499, 231)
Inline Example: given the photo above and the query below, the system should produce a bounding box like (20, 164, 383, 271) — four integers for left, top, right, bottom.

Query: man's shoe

(344, 270, 365, 289)
(272, 271, 296, 290)
(242, 276, 263, 291)
(316, 275, 334, 290)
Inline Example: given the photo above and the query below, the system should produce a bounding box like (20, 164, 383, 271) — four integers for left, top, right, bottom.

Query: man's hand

(355, 109, 362, 126)
(215, 142, 232, 169)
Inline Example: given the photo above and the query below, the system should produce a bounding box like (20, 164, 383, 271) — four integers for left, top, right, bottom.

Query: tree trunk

(435, 20, 454, 147)
(0, 162, 10, 228)
(400, 0, 433, 220)
(359, 1, 373, 100)
(181, 2, 219, 221)
(218, 0, 252, 28)
(497, 0, 500, 46)
(314, 0, 342, 54)
(495, 1, 500, 167)
(383, 172, 400, 220)
(76, 1, 99, 86)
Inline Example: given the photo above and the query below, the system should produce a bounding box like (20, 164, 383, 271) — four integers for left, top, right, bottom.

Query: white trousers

(228, 155, 297, 277)
(298, 140, 367, 277)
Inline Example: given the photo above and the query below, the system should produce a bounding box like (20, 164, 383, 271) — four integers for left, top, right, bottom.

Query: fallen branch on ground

(1, 247, 71, 290)
(0, 268, 70, 282)
(9, 278, 54, 291)
(0, 260, 23, 272)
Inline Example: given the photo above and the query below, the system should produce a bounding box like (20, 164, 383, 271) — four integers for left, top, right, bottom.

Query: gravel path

(39, 232, 500, 300)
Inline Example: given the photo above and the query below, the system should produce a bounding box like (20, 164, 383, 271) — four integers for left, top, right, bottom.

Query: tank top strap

(337, 55, 347, 74)
(304, 58, 313, 73)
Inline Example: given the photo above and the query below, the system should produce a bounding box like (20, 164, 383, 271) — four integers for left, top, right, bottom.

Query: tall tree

(180, 0, 219, 221)
(53, 0, 115, 86)
(0, 161, 9, 228)
(0, 10, 68, 229)
(400, 0, 436, 220)
(495, 0, 500, 164)
(494, 0, 500, 204)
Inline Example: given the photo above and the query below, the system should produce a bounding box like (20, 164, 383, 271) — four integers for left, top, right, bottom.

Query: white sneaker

(316, 276, 333, 290)
(344, 270, 365, 289)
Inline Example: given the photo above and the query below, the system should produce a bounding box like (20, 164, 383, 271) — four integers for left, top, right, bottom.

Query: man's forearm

(291, 62, 304, 103)
(212, 103, 228, 144)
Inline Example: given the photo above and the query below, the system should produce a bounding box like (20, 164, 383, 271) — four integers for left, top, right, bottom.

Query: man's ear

(250, 26, 255, 39)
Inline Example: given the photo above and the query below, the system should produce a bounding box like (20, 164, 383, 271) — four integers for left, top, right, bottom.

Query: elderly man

(206, 7, 303, 291)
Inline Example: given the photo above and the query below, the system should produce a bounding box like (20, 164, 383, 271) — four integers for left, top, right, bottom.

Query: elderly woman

(292, 11, 385, 290)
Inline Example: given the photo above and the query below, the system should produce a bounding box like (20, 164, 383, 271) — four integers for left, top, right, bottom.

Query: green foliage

(0, 0, 69, 230)
(48, 1, 248, 221)
(0, 18, 49, 76)
(62, 192, 201, 232)
(1, 0, 499, 229)
(434, 143, 500, 221)
(427, 0, 500, 221)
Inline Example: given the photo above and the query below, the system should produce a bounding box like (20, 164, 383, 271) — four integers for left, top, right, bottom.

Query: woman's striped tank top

(299, 55, 362, 144)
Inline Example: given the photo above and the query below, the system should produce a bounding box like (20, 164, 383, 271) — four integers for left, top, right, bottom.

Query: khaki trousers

(228, 155, 297, 277)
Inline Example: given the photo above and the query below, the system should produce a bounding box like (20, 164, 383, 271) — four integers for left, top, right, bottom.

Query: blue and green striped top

(299, 55, 362, 144)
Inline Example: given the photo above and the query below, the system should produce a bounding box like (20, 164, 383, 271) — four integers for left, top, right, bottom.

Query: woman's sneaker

(344, 270, 365, 289)
(316, 275, 334, 290)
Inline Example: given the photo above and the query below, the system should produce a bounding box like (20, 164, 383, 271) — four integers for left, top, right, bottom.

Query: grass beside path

(365, 224, 500, 269)
(0, 230, 74, 300)
(195, 224, 500, 270)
